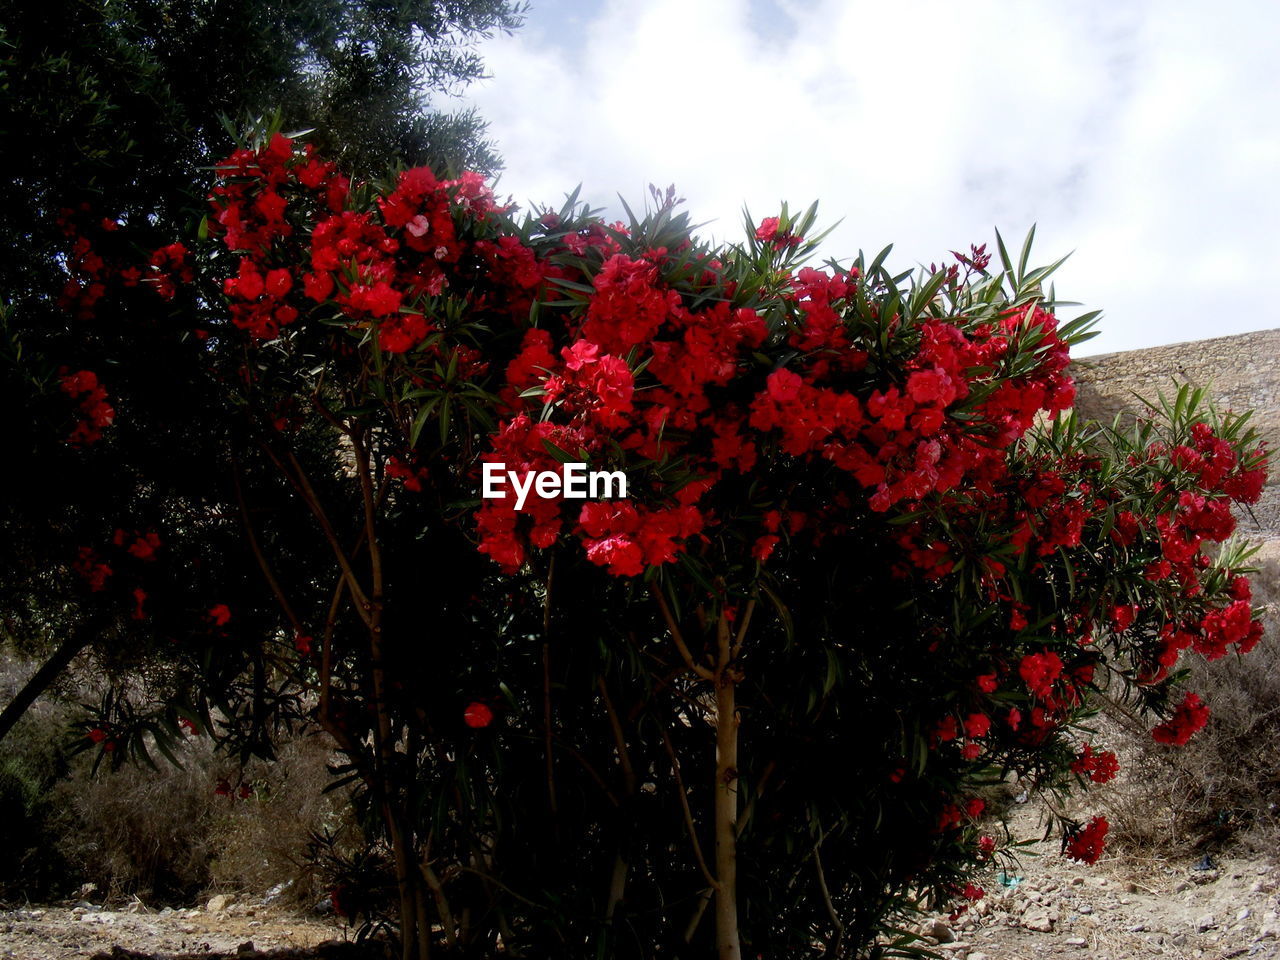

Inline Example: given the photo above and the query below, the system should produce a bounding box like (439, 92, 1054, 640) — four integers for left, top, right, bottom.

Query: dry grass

(47, 724, 352, 904)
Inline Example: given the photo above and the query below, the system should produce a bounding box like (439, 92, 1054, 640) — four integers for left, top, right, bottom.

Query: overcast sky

(455, 0, 1280, 356)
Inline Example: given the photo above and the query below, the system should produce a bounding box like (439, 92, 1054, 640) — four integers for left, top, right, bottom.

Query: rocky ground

(0, 896, 356, 960)
(2, 839, 1278, 959)
(910, 798, 1280, 960)
(914, 852, 1280, 960)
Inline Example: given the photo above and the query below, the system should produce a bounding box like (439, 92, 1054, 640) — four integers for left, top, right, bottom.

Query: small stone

(1071, 876, 1085, 886)
(928, 919, 956, 943)
(1124, 881, 1138, 893)
(1176, 881, 1193, 893)
(969, 954, 990, 960)
(206, 894, 234, 914)
(159, 907, 174, 917)
(1065, 937, 1087, 947)
(1195, 914, 1217, 933)
(1078, 904, 1093, 915)
(1023, 912, 1054, 932)
(1238, 907, 1252, 922)
(1129, 923, 1148, 932)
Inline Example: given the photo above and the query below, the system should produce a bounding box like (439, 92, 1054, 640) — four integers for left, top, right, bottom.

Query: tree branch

(651, 583, 714, 680)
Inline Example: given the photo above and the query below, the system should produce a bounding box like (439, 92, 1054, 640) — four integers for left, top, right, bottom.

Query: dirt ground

(2, 812, 1278, 960)
(0, 900, 354, 960)
(912, 800, 1280, 960)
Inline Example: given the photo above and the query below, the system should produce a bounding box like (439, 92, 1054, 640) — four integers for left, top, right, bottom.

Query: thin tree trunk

(0, 630, 91, 742)
(714, 672, 741, 960)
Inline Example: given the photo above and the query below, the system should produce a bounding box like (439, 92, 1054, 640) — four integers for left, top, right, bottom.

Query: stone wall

(1071, 328, 1280, 541)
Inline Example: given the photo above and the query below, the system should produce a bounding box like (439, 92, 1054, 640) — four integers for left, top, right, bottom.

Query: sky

(454, 0, 1280, 357)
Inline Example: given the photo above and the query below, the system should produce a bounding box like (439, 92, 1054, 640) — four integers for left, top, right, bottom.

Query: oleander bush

(12, 125, 1269, 959)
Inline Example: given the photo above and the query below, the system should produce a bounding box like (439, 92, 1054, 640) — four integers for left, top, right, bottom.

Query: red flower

(265, 268, 292, 297)
(1111, 604, 1137, 632)
(208, 604, 232, 627)
(1151, 691, 1210, 746)
(303, 271, 334, 302)
(73, 547, 112, 591)
(752, 535, 779, 563)
(964, 713, 990, 739)
(1071, 744, 1120, 784)
(1065, 815, 1108, 864)
(128, 532, 161, 561)
(463, 702, 494, 729)
(1018, 650, 1063, 699)
(131, 588, 148, 620)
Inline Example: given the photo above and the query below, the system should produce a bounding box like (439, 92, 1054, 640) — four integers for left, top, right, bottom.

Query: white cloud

(459, 0, 1280, 355)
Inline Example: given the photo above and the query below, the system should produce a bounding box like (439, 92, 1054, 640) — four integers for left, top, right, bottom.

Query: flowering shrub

(49, 127, 1268, 959)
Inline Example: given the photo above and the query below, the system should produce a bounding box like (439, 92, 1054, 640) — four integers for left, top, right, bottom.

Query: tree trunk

(0, 630, 91, 743)
(714, 673, 742, 960)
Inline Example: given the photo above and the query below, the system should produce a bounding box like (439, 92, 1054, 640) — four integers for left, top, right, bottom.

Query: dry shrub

(1100, 543, 1280, 859)
(207, 730, 355, 906)
(53, 737, 223, 900)
(52, 724, 352, 904)
(2, 643, 354, 905)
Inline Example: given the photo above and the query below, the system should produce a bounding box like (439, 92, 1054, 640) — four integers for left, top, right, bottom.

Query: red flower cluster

(55, 206, 194, 319)
(1070, 744, 1119, 784)
(1151, 691, 1210, 745)
(114, 528, 161, 561)
(386, 456, 429, 492)
(1065, 815, 1109, 864)
(148, 242, 194, 300)
(1018, 650, 1063, 700)
(209, 136, 346, 338)
(73, 547, 113, 592)
(476, 228, 1084, 577)
(209, 135, 521, 356)
(59, 369, 114, 446)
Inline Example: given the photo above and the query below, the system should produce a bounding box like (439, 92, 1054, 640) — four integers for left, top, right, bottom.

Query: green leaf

(541, 439, 580, 464)
(409, 396, 440, 448)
